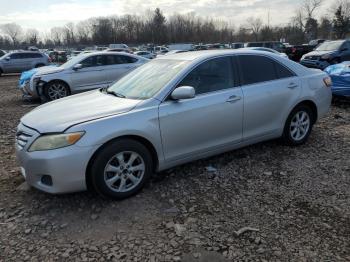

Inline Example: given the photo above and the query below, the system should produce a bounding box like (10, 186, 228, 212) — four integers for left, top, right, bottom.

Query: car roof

(79, 51, 147, 60)
(156, 49, 279, 61)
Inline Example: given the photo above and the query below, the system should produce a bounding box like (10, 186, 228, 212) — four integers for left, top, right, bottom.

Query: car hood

(34, 65, 64, 76)
(305, 50, 336, 57)
(21, 90, 141, 133)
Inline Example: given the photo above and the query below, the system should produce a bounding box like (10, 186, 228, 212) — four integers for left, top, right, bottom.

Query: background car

(0, 51, 50, 76)
(231, 43, 244, 49)
(20, 51, 148, 101)
(324, 61, 350, 97)
(134, 51, 156, 59)
(16, 50, 332, 199)
(244, 47, 289, 59)
(164, 50, 188, 55)
(300, 40, 350, 70)
(245, 41, 286, 53)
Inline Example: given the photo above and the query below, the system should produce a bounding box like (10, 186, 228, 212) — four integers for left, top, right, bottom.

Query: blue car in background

(324, 62, 350, 97)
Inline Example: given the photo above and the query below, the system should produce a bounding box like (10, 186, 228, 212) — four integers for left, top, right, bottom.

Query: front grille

(16, 131, 33, 150)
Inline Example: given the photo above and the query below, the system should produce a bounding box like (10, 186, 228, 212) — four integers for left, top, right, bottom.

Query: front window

(60, 55, 84, 69)
(107, 59, 189, 100)
(316, 41, 344, 51)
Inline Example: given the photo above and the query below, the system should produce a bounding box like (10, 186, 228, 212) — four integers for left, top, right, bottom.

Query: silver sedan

(16, 50, 332, 199)
(21, 51, 148, 101)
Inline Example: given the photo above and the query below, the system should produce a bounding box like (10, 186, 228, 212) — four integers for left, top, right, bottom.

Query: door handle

(226, 95, 242, 103)
(287, 83, 298, 89)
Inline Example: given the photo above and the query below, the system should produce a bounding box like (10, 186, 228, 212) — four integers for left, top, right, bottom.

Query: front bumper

(15, 123, 99, 194)
(300, 59, 330, 70)
(18, 79, 39, 99)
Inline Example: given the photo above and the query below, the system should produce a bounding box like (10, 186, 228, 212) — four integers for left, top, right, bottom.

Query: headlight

(301, 55, 306, 60)
(29, 132, 85, 152)
(33, 77, 41, 84)
(321, 54, 331, 60)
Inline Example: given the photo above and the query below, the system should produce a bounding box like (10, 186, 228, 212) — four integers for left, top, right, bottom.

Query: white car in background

(244, 47, 289, 59)
(134, 51, 156, 59)
(21, 51, 148, 101)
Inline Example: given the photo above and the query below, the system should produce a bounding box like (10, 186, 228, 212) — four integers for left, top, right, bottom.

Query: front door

(70, 55, 109, 91)
(158, 56, 243, 162)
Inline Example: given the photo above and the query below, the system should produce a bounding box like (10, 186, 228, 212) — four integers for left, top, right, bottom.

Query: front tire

(44, 81, 70, 101)
(90, 139, 153, 200)
(282, 105, 314, 146)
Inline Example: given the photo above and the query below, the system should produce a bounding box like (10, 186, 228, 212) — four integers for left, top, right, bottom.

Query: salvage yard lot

(0, 75, 349, 261)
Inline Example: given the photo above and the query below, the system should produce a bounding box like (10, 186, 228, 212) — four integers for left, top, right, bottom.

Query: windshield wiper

(105, 88, 126, 98)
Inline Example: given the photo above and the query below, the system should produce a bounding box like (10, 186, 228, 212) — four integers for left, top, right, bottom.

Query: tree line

(0, 0, 350, 50)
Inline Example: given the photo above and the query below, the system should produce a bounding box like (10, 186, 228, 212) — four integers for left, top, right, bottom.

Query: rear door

(158, 56, 244, 162)
(107, 55, 139, 83)
(237, 54, 301, 140)
(21, 53, 38, 70)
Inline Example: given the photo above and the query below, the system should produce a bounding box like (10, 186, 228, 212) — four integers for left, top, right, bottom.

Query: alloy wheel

(290, 111, 310, 141)
(103, 151, 145, 193)
(47, 83, 68, 100)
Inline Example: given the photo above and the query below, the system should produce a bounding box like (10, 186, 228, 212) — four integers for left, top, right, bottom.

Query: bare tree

(0, 23, 22, 46)
(303, 0, 324, 18)
(50, 27, 64, 46)
(247, 17, 263, 41)
(25, 28, 39, 45)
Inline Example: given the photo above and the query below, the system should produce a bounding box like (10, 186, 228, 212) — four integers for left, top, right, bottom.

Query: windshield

(60, 55, 84, 69)
(107, 59, 190, 100)
(316, 41, 344, 51)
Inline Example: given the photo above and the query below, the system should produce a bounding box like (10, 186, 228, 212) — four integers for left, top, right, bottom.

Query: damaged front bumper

(18, 78, 46, 101)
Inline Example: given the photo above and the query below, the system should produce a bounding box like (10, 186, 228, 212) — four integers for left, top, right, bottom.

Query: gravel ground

(0, 75, 349, 262)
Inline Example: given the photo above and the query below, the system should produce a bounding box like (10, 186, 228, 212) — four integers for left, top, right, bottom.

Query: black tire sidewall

(44, 81, 70, 101)
(283, 105, 314, 146)
(90, 139, 153, 200)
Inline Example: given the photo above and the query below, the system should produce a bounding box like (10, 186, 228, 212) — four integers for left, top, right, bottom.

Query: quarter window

(177, 57, 234, 95)
(275, 62, 294, 78)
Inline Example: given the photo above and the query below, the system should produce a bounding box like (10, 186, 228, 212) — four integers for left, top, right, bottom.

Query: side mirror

(5, 57, 10, 61)
(171, 86, 195, 100)
(73, 63, 83, 70)
(341, 47, 349, 52)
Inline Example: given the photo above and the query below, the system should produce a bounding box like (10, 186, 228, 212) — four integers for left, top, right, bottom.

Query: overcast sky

(0, 0, 337, 32)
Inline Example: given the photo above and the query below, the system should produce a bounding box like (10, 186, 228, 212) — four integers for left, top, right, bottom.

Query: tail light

(323, 76, 332, 87)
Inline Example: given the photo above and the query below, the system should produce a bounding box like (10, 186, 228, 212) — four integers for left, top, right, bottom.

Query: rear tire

(44, 81, 70, 101)
(90, 139, 153, 200)
(282, 105, 314, 146)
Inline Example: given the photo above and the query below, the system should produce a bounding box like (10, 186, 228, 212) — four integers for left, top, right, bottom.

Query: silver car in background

(0, 51, 50, 76)
(16, 50, 332, 199)
(21, 51, 148, 101)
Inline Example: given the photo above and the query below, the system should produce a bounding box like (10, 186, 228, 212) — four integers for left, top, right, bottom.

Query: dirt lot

(0, 75, 349, 262)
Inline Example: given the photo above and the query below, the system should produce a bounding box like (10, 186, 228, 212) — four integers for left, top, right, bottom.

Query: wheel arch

(85, 135, 159, 191)
(287, 100, 318, 125)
